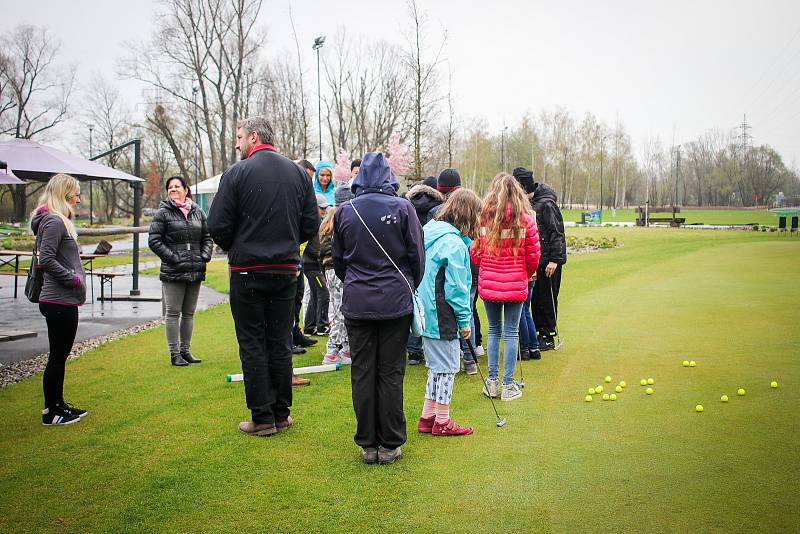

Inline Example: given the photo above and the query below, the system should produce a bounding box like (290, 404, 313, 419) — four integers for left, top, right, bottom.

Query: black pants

(346, 315, 412, 450)
(39, 302, 79, 408)
(302, 270, 329, 332)
(532, 263, 563, 338)
(292, 273, 304, 343)
(472, 278, 482, 345)
(229, 271, 296, 424)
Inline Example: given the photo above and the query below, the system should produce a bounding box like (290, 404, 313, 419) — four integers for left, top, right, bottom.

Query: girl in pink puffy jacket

(470, 174, 541, 401)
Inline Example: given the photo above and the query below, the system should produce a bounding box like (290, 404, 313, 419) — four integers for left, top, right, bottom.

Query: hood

(423, 219, 470, 249)
(532, 182, 558, 204)
(351, 152, 399, 197)
(30, 206, 49, 235)
(407, 184, 444, 204)
(314, 160, 334, 194)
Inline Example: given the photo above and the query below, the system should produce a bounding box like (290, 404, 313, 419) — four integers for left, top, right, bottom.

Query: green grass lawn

(562, 207, 779, 225)
(1, 228, 798, 532)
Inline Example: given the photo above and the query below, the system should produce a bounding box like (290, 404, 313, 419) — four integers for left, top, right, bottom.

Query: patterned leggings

(325, 270, 350, 356)
(425, 371, 455, 405)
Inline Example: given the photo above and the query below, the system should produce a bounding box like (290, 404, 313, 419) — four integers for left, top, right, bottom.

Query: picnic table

(0, 250, 106, 299)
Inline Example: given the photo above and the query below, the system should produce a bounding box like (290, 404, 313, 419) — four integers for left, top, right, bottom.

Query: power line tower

(738, 114, 752, 156)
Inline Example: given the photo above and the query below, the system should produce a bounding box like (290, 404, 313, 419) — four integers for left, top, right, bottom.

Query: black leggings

(39, 302, 79, 408)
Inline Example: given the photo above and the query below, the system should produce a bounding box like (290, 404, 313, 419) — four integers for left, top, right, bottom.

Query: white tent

(190, 173, 222, 196)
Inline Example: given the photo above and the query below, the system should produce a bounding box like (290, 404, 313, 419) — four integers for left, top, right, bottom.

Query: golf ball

(738, 388, 746, 396)
(588, 388, 596, 395)
(610, 393, 617, 401)
(771, 381, 778, 389)
(640, 379, 647, 386)
(720, 395, 729, 402)
(602, 393, 610, 401)
(695, 404, 704, 413)
(645, 387, 654, 395)
(682, 360, 690, 367)
(585, 395, 593, 402)
(689, 361, 696, 367)
(647, 378, 654, 385)
(615, 385, 623, 393)
(604, 376, 612, 383)
(595, 385, 604, 393)
(619, 381, 627, 388)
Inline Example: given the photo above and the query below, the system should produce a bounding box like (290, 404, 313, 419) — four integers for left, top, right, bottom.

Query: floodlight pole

(599, 136, 605, 223)
(313, 36, 326, 161)
(88, 125, 94, 225)
(90, 139, 143, 296)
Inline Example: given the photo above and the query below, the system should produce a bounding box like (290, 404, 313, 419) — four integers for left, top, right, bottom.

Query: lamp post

(88, 124, 94, 225)
(312, 36, 326, 161)
(192, 86, 199, 197)
(501, 126, 508, 171)
(599, 135, 606, 224)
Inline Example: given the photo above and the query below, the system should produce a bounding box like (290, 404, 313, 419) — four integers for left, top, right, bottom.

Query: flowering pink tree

(333, 149, 351, 185)
(387, 134, 411, 177)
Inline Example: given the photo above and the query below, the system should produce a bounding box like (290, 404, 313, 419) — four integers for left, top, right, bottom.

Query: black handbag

(24, 232, 43, 303)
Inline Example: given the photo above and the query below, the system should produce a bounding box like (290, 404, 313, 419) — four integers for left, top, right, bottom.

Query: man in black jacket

(512, 167, 567, 351)
(208, 116, 319, 436)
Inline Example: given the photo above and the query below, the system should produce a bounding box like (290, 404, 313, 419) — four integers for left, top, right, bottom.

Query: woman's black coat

(148, 200, 214, 283)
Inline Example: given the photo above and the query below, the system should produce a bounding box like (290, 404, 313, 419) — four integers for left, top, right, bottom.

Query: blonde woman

(30, 173, 87, 426)
(470, 174, 541, 402)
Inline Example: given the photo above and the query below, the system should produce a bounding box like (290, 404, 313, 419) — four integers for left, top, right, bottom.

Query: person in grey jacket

(148, 176, 214, 367)
(30, 173, 88, 426)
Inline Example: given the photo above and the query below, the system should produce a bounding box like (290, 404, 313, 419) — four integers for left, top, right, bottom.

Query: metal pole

(88, 125, 94, 225)
(675, 145, 681, 207)
(316, 47, 322, 161)
(599, 138, 604, 223)
(131, 140, 141, 296)
(501, 129, 505, 171)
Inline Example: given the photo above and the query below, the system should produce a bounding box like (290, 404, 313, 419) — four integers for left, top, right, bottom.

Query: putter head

(553, 340, 564, 351)
(496, 418, 507, 427)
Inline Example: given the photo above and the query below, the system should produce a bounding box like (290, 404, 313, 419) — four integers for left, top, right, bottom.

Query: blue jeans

(484, 300, 524, 384)
(519, 281, 539, 351)
(407, 333, 423, 354)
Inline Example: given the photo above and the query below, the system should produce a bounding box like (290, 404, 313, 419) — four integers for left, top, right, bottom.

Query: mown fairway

(1, 227, 798, 533)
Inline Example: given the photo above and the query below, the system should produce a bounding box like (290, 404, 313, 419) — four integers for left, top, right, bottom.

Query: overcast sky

(3, 0, 799, 166)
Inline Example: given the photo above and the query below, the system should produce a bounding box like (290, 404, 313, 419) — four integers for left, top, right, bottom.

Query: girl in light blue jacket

(416, 189, 482, 437)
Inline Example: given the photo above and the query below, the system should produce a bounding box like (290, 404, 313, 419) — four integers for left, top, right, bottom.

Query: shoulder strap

(349, 200, 414, 296)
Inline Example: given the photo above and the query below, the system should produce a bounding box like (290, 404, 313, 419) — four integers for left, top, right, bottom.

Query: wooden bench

(636, 206, 686, 227)
(92, 272, 126, 301)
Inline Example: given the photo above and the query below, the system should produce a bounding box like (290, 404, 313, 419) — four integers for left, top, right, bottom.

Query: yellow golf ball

(602, 393, 610, 401)
(604, 376, 612, 383)
(647, 378, 654, 385)
(640, 379, 647, 386)
(615, 385, 623, 393)
(770, 381, 778, 389)
(645, 387, 654, 395)
(585, 395, 593, 402)
(689, 361, 696, 367)
(619, 381, 627, 388)
(595, 385, 603, 393)
(682, 360, 690, 367)
(737, 388, 746, 396)
(695, 404, 704, 413)
(610, 393, 617, 401)
(588, 388, 596, 395)
(720, 395, 729, 402)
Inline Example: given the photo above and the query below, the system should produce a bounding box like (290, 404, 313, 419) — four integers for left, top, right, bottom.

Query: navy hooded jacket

(332, 152, 425, 321)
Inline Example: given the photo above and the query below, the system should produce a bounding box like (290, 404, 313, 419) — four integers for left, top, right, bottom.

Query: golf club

(462, 333, 507, 427)
(516, 339, 525, 388)
(549, 278, 564, 350)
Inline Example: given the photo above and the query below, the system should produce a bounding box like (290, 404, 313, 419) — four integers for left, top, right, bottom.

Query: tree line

(1, 0, 798, 222)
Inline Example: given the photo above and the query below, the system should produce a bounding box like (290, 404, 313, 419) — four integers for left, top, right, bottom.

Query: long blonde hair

(32, 173, 80, 240)
(477, 173, 531, 255)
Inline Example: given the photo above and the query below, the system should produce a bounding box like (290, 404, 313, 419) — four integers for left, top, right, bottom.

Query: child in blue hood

(417, 189, 483, 437)
(314, 160, 336, 207)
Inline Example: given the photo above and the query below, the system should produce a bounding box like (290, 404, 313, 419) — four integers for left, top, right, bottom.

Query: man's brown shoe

(292, 375, 310, 387)
(238, 421, 277, 437)
(276, 416, 293, 433)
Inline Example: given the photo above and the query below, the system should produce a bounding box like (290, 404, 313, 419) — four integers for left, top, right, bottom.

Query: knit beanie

(334, 181, 355, 205)
(437, 168, 462, 193)
(422, 175, 438, 188)
(512, 167, 535, 194)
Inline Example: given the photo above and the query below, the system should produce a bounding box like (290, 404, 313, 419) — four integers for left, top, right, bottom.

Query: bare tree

(404, 0, 445, 180)
(0, 24, 74, 221)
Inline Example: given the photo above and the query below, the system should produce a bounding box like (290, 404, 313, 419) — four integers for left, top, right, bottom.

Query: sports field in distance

(0, 227, 797, 533)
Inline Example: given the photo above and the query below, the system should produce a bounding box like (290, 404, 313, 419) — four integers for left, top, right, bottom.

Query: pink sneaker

(417, 416, 435, 433)
(321, 354, 339, 365)
(431, 419, 474, 436)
